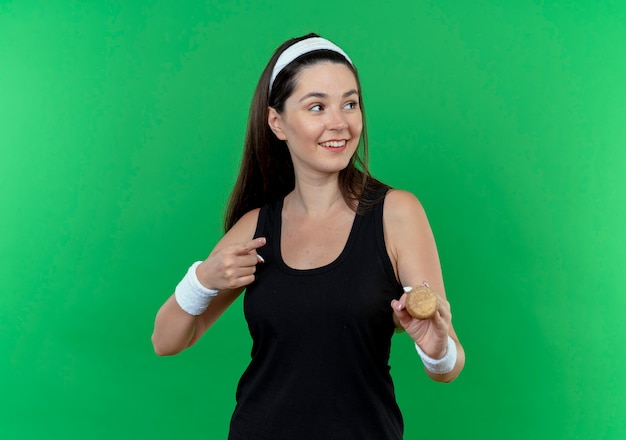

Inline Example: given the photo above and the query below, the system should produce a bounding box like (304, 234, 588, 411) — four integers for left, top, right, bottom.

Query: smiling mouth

(319, 140, 347, 148)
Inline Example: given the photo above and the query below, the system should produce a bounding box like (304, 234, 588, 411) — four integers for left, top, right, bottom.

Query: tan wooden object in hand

(405, 284, 438, 319)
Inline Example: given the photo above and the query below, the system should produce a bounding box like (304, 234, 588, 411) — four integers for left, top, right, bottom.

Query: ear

(267, 107, 288, 141)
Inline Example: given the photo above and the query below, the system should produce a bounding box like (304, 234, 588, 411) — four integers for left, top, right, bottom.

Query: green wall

(2, 1, 624, 438)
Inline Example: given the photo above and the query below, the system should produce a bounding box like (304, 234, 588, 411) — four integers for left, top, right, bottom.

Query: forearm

(152, 294, 198, 356)
(152, 260, 223, 356)
(151, 213, 263, 355)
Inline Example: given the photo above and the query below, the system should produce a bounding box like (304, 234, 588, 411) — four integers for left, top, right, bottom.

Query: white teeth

(320, 140, 346, 148)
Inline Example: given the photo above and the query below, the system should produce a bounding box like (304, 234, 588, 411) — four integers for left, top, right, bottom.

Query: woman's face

(268, 62, 363, 178)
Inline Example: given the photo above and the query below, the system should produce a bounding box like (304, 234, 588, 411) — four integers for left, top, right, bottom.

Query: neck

(285, 174, 346, 217)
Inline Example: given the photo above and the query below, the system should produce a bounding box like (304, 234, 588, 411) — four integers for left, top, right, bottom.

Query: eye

(344, 101, 358, 110)
(309, 104, 323, 112)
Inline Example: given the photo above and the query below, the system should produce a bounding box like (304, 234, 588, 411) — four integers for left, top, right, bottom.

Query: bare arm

(151, 209, 262, 356)
(384, 190, 465, 382)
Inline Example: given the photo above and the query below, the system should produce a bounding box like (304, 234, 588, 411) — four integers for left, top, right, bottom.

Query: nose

(326, 108, 348, 131)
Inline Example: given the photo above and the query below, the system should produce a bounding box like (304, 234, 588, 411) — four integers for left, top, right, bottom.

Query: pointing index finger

(239, 237, 266, 253)
(239, 238, 267, 264)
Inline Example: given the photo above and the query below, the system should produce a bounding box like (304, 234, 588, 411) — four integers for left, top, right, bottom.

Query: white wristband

(174, 261, 219, 316)
(415, 336, 457, 374)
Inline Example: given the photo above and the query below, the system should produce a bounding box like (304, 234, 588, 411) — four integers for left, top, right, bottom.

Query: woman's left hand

(391, 292, 452, 359)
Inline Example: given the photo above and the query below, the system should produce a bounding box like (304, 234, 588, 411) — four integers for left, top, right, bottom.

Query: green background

(2, 0, 624, 438)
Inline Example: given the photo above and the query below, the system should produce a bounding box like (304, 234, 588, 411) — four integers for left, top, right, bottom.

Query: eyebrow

(298, 89, 359, 102)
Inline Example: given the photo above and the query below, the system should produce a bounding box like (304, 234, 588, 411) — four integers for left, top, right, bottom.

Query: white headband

(269, 37, 353, 92)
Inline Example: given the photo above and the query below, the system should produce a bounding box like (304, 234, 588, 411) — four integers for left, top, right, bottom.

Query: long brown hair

(224, 33, 387, 231)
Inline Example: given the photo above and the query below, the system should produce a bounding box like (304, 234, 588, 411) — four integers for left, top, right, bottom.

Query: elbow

(439, 372, 460, 384)
(153, 346, 176, 357)
(429, 367, 462, 383)
(429, 347, 465, 383)
(151, 333, 182, 357)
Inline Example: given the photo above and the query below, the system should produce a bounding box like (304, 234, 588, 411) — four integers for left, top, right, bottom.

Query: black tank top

(229, 190, 404, 440)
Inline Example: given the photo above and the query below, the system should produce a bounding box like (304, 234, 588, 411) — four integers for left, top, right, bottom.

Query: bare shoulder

(212, 208, 261, 253)
(383, 189, 428, 225)
(232, 208, 261, 232)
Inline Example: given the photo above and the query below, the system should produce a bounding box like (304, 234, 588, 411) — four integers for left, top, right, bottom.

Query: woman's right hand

(196, 237, 266, 291)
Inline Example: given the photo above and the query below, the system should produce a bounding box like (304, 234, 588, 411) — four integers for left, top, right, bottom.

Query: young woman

(152, 33, 465, 440)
